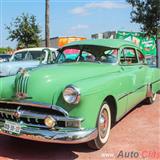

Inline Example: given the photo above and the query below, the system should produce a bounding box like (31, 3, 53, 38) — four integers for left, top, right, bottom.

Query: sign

(116, 31, 156, 56)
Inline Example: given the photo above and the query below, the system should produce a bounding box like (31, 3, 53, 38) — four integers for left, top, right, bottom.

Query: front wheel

(87, 102, 111, 150)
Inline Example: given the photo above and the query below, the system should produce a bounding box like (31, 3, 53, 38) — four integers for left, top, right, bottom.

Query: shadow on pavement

(0, 135, 94, 160)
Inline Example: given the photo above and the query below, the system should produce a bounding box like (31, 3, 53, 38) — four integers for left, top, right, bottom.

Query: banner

(116, 31, 156, 56)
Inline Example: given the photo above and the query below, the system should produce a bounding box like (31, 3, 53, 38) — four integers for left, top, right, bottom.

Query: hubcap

(99, 109, 108, 138)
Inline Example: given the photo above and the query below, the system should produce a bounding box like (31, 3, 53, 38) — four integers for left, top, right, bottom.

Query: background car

(0, 54, 12, 62)
(145, 55, 156, 67)
(0, 47, 57, 77)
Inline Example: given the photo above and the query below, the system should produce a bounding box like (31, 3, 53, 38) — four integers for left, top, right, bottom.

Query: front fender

(57, 74, 121, 129)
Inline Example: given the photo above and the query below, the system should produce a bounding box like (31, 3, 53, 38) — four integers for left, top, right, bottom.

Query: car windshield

(56, 45, 118, 64)
(13, 51, 46, 61)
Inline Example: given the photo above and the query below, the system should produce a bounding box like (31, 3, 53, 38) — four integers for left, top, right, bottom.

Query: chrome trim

(0, 107, 83, 123)
(0, 121, 97, 144)
(16, 71, 29, 97)
(0, 101, 69, 116)
(0, 101, 84, 129)
(146, 83, 153, 97)
(63, 85, 81, 104)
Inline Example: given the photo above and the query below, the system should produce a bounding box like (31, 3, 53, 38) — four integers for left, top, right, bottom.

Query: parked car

(145, 55, 156, 67)
(0, 39, 159, 149)
(0, 54, 11, 62)
(0, 48, 57, 77)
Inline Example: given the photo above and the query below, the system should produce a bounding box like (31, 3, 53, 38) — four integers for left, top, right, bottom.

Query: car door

(120, 47, 147, 111)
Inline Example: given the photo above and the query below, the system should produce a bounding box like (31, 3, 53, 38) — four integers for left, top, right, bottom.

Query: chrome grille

(0, 102, 66, 128)
(16, 74, 29, 94)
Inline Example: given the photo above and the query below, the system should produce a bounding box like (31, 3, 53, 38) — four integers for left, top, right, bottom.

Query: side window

(26, 51, 45, 60)
(137, 50, 145, 64)
(14, 51, 27, 61)
(121, 48, 138, 64)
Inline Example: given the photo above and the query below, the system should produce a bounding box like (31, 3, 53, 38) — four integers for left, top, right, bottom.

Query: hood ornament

(16, 68, 29, 99)
(16, 92, 28, 99)
(18, 68, 29, 77)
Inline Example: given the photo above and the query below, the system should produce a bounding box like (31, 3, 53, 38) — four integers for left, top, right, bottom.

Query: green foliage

(0, 47, 13, 54)
(127, 0, 160, 35)
(6, 13, 41, 49)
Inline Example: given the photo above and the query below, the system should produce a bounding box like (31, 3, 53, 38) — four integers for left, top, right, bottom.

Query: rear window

(120, 48, 138, 64)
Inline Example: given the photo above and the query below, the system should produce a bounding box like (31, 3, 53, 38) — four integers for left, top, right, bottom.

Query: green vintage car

(0, 39, 160, 149)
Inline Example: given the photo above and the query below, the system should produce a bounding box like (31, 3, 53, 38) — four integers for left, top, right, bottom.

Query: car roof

(14, 47, 57, 53)
(63, 39, 137, 49)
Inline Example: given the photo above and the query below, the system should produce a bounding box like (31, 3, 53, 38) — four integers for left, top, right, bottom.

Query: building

(40, 36, 86, 48)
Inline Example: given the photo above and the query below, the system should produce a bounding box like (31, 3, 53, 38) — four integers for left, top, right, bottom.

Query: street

(0, 95, 159, 160)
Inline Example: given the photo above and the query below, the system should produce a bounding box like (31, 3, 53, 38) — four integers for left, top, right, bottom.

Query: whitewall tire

(87, 102, 111, 150)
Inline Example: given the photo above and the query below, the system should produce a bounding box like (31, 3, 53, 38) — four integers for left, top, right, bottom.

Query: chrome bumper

(0, 121, 97, 144)
(0, 100, 97, 144)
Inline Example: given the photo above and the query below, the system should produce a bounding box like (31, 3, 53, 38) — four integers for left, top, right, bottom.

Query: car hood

(0, 60, 40, 77)
(30, 62, 119, 81)
(22, 62, 120, 104)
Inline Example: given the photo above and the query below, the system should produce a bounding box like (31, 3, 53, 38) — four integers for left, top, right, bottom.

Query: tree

(126, 0, 160, 35)
(45, 0, 50, 47)
(6, 13, 41, 49)
(127, 0, 160, 67)
(0, 47, 13, 53)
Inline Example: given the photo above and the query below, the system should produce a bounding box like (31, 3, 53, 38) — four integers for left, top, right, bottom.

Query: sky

(0, 0, 140, 48)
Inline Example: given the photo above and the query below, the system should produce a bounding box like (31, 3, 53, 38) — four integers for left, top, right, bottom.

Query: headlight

(63, 85, 80, 104)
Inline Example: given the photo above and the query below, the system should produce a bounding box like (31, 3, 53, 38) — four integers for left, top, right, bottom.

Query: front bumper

(0, 100, 97, 144)
(0, 121, 97, 144)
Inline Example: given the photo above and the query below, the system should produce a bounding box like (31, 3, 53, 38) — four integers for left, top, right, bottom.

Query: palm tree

(45, 0, 50, 47)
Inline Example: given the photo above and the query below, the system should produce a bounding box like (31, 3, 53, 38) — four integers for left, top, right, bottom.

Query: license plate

(3, 120, 21, 134)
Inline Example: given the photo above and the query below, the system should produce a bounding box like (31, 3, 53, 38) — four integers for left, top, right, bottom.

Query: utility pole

(157, 36, 160, 68)
(45, 0, 50, 47)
